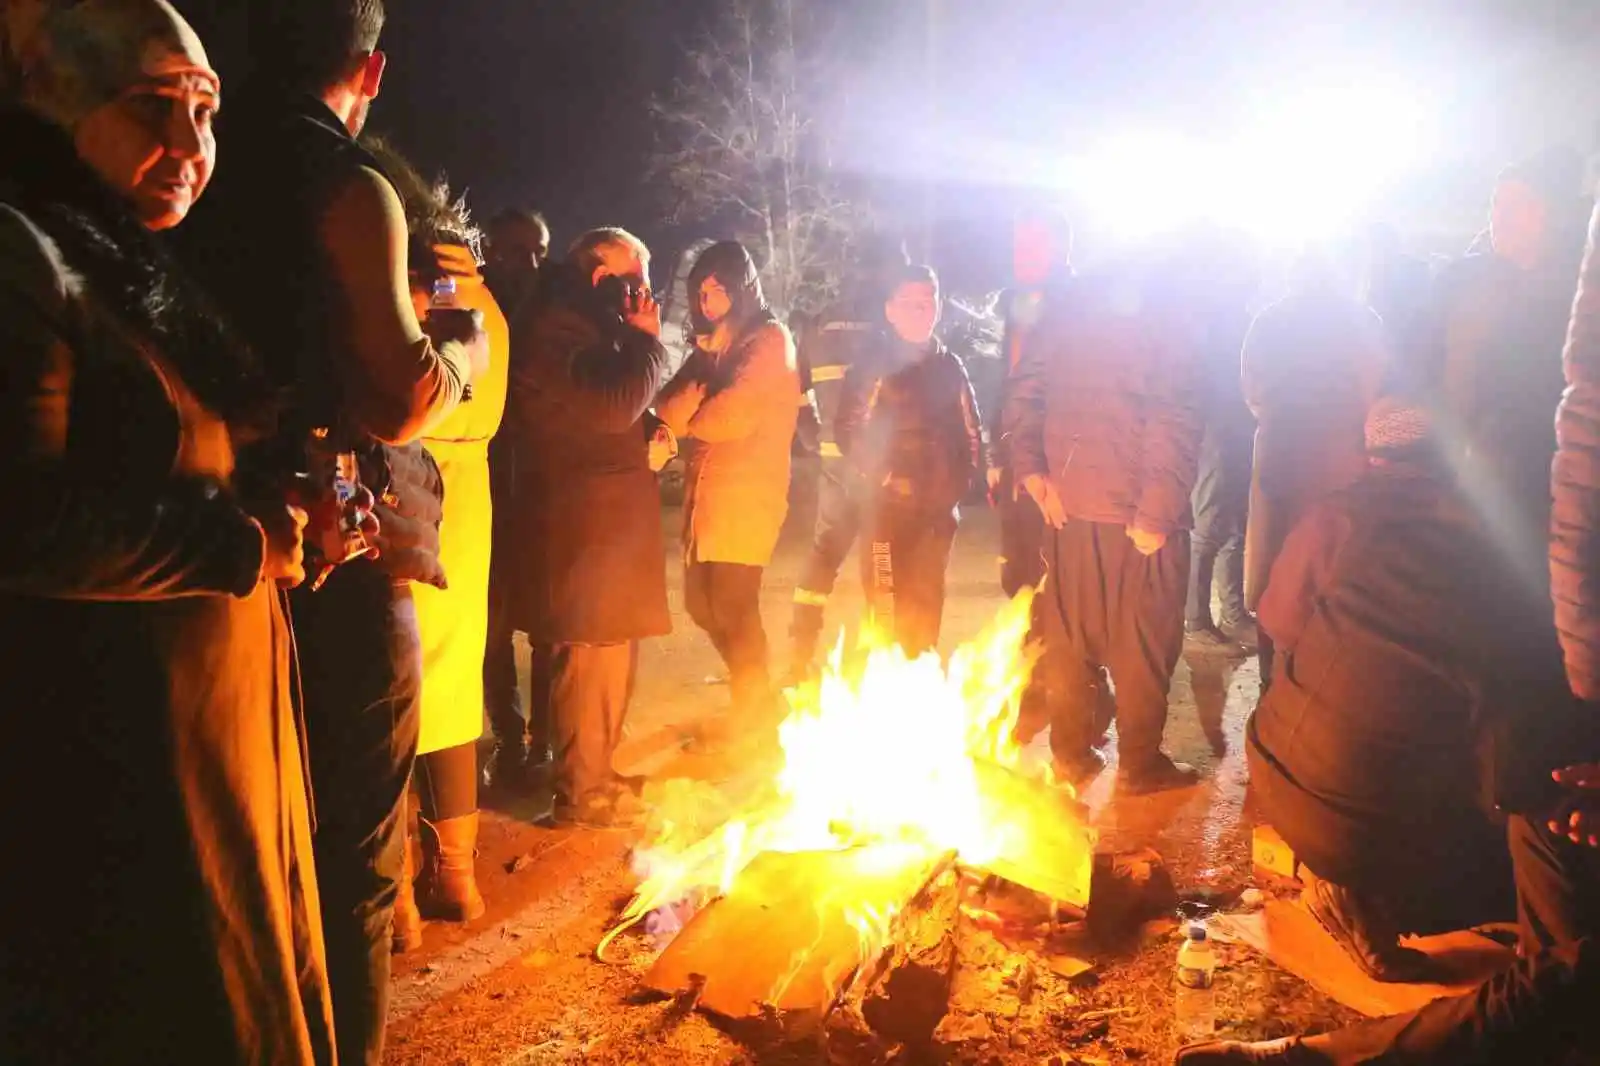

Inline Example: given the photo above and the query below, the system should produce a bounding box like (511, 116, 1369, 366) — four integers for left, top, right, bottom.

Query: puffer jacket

(836, 336, 986, 516)
(1554, 203, 1600, 701)
(1001, 268, 1204, 533)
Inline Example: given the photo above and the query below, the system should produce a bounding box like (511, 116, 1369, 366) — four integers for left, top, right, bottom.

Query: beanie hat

(1364, 396, 1433, 458)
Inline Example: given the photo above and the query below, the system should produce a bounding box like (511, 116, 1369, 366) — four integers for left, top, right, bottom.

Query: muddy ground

(384, 501, 1358, 1065)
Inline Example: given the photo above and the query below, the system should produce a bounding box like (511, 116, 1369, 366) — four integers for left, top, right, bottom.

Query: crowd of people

(2, 2, 1600, 1065)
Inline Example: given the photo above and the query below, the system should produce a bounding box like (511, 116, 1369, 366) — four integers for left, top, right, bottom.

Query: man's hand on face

(1550, 763, 1600, 847)
(1126, 524, 1168, 556)
(1020, 473, 1067, 529)
(625, 286, 662, 339)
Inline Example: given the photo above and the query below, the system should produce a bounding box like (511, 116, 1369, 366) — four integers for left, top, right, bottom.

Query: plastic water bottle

(430, 276, 473, 401)
(1174, 923, 1217, 1039)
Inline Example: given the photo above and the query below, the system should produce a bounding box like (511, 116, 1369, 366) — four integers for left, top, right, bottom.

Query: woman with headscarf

(363, 137, 510, 947)
(0, 2, 334, 1063)
(656, 241, 801, 718)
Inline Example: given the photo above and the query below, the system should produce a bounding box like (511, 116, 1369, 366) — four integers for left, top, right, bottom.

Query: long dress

(412, 242, 510, 755)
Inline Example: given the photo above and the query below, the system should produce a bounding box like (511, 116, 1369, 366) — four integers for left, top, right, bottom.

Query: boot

(391, 823, 423, 954)
(418, 812, 487, 922)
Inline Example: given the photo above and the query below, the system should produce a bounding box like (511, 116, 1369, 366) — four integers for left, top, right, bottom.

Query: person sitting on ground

(656, 240, 800, 719)
(0, 3, 331, 1061)
(836, 263, 986, 657)
(1248, 396, 1523, 982)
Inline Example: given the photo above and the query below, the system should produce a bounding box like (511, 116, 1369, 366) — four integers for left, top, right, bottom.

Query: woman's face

(698, 276, 733, 324)
(73, 42, 219, 230)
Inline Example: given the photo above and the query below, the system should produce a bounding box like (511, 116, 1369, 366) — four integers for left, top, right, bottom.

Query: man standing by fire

(1004, 246, 1206, 794)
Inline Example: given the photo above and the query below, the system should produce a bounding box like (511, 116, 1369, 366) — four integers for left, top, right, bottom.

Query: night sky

(175, 1, 1599, 294)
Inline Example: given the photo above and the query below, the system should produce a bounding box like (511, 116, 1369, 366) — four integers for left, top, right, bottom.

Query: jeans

(686, 561, 771, 711)
(1186, 428, 1250, 631)
(1308, 815, 1600, 1064)
(291, 562, 421, 1066)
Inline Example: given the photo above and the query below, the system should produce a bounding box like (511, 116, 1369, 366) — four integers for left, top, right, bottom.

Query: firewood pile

(605, 767, 1177, 1062)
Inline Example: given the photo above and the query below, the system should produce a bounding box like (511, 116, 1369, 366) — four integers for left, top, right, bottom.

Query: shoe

(1053, 747, 1108, 786)
(1220, 615, 1261, 652)
(550, 786, 647, 830)
(1175, 1038, 1327, 1065)
(417, 813, 487, 922)
(482, 737, 531, 794)
(392, 823, 423, 955)
(1300, 866, 1433, 982)
(1119, 755, 1202, 796)
(1186, 625, 1247, 657)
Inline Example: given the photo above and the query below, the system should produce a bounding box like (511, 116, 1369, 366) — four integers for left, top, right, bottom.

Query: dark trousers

(1185, 435, 1249, 630)
(538, 641, 636, 805)
(862, 501, 959, 656)
(686, 560, 771, 711)
(483, 560, 551, 760)
(1310, 815, 1600, 1065)
(414, 741, 478, 821)
(292, 563, 420, 1066)
(998, 469, 1046, 597)
(791, 460, 861, 665)
(1033, 521, 1189, 773)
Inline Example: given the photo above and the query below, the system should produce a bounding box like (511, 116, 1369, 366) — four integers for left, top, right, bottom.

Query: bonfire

(603, 590, 1101, 1045)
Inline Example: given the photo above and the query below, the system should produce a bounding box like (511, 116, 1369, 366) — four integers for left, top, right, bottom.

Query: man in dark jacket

(837, 265, 985, 655)
(1249, 399, 1523, 981)
(171, 3, 484, 1062)
(505, 227, 670, 828)
(785, 236, 910, 680)
(1003, 253, 1205, 794)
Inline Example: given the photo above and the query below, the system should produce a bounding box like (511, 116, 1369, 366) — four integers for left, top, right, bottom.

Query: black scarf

(0, 107, 277, 438)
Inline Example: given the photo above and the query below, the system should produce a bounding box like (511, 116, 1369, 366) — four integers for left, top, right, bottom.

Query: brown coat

(657, 319, 801, 566)
(1241, 291, 1386, 610)
(0, 114, 332, 1065)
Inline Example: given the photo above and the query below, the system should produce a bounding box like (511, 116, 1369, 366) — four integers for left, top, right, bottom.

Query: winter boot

(418, 812, 487, 922)
(391, 823, 423, 954)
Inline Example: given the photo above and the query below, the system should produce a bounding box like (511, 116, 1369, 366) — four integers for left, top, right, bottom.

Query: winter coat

(505, 266, 672, 644)
(0, 110, 333, 1065)
(1556, 207, 1600, 701)
(657, 320, 800, 566)
(412, 243, 509, 754)
(1001, 269, 1205, 534)
(1241, 292, 1386, 610)
(838, 336, 987, 518)
(1249, 463, 1513, 898)
(799, 291, 883, 461)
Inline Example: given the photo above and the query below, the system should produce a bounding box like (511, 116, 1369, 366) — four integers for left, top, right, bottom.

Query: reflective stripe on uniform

(809, 364, 847, 383)
(793, 588, 830, 607)
(819, 442, 842, 459)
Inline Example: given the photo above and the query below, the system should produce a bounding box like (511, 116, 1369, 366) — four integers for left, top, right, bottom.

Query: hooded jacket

(656, 241, 801, 566)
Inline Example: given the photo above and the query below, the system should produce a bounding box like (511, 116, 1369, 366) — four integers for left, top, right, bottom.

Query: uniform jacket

(505, 266, 671, 644)
(0, 109, 333, 1066)
(1002, 267, 1205, 533)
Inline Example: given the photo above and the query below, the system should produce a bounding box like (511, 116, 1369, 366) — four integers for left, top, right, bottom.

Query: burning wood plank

(966, 758, 1094, 908)
(857, 863, 963, 1045)
(644, 845, 950, 1035)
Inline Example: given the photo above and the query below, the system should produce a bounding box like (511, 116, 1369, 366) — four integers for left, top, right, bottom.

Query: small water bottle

(430, 276, 473, 401)
(1174, 923, 1217, 1039)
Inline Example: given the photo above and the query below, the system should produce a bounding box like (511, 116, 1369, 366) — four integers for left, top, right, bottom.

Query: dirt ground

(384, 502, 1358, 1065)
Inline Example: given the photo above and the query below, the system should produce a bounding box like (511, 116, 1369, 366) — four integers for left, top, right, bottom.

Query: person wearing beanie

(657, 241, 800, 720)
(1246, 394, 1533, 983)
